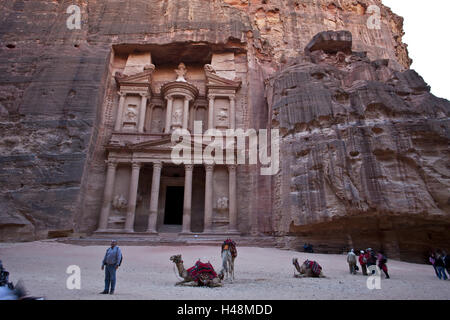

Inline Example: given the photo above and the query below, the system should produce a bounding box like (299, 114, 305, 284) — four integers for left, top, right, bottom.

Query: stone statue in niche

(125, 105, 137, 122)
(112, 195, 128, 210)
(172, 108, 183, 125)
(217, 107, 228, 123)
(217, 197, 229, 211)
(175, 62, 187, 82)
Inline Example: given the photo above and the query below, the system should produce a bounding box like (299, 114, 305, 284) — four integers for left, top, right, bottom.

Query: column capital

(139, 92, 150, 98)
(105, 159, 118, 168)
(208, 95, 215, 101)
(131, 161, 142, 169)
(205, 164, 214, 172)
(153, 161, 163, 170)
(185, 164, 194, 171)
(165, 95, 174, 102)
(228, 95, 236, 101)
(227, 164, 237, 172)
(118, 91, 126, 97)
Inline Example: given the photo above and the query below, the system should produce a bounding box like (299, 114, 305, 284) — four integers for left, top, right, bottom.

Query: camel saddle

(222, 239, 237, 258)
(304, 259, 322, 276)
(187, 260, 218, 285)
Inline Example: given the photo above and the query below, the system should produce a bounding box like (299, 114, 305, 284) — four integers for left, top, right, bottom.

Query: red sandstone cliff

(0, 1, 447, 262)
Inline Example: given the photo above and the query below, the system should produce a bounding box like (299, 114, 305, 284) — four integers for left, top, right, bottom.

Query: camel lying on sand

(292, 258, 326, 278)
(170, 254, 222, 287)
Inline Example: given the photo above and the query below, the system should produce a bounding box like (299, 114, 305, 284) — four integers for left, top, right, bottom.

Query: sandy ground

(0, 240, 449, 300)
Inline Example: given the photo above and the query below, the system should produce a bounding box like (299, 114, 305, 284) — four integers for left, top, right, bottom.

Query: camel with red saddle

(292, 258, 326, 278)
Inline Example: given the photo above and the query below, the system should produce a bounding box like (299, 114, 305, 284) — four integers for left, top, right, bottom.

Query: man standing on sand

(100, 240, 122, 295)
(347, 249, 357, 275)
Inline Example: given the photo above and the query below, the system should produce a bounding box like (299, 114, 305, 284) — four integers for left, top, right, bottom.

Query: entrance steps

(57, 232, 280, 248)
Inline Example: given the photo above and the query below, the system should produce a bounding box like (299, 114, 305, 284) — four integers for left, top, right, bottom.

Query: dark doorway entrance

(164, 186, 184, 225)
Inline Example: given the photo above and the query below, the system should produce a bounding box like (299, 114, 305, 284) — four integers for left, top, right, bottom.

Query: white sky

(382, 0, 450, 100)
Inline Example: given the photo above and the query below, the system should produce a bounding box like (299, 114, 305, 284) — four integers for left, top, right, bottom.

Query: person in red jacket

(359, 250, 368, 276)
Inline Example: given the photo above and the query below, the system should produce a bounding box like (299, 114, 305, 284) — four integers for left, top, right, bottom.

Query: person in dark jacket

(366, 248, 377, 274)
(428, 252, 439, 278)
(434, 250, 448, 280)
(444, 252, 450, 276)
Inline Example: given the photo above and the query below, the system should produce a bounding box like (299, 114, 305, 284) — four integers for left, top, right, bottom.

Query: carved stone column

(138, 93, 148, 133)
(165, 96, 173, 133)
(203, 164, 214, 233)
(182, 164, 194, 233)
(124, 161, 141, 232)
(114, 92, 126, 131)
(208, 95, 215, 130)
(147, 162, 162, 233)
(182, 98, 190, 130)
(97, 160, 118, 232)
(229, 96, 236, 130)
(228, 165, 238, 233)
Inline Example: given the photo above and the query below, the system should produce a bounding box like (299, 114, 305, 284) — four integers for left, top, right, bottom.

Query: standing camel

(219, 239, 237, 282)
(220, 247, 235, 282)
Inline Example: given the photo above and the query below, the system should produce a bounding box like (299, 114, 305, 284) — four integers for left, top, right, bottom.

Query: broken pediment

(115, 64, 155, 87)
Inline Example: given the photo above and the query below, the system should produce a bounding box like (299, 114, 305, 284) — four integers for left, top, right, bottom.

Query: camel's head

(292, 258, 298, 265)
(170, 254, 182, 264)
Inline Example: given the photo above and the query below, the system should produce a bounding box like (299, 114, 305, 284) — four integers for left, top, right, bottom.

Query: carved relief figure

(125, 105, 137, 121)
(172, 108, 183, 125)
(217, 108, 228, 123)
(204, 64, 216, 74)
(175, 62, 187, 82)
(112, 195, 128, 210)
(217, 197, 229, 211)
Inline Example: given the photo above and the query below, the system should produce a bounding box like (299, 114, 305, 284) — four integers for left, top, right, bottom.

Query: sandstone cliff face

(1, 0, 446, 262)
(267, 31, 450, 262)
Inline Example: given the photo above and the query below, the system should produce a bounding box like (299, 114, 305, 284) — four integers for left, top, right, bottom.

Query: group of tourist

(428, 250, 449, 280)
(347, 248, 390, 279)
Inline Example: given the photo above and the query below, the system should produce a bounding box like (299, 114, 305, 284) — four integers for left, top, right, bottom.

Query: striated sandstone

(267, 31, 450, 262)
(0, 1, 447, 262)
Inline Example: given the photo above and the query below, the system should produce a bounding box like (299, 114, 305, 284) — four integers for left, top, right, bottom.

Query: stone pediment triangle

(206, 72, 241, 88)
(116, 68, 154, 84)
(130, 135, 232, 151)
(131, 137, 173, 149)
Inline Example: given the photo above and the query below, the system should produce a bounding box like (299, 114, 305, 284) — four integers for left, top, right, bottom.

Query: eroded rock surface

(0, 1, 447, 262)
(268, 31, 450, 262)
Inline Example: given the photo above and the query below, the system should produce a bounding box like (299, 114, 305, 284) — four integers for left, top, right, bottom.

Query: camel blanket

(304, 260, 322, 276)
(187, 260, 218, 283)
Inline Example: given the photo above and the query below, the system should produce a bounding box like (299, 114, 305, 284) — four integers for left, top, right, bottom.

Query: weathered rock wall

(0, 0, 423, 248)
(267, 31, 450, 262)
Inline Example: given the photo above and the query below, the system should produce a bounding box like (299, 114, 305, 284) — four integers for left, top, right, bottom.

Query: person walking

(366, 248, 377, 275)
(347, 249, 357, 275)
(377, 251, 390, 279)
(444, 251, 450, 276)
(100, 240, 122, 295)
(359, 250, 368, 275)
(434, 250, 448, 280)
(429, 252, 439, 278)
